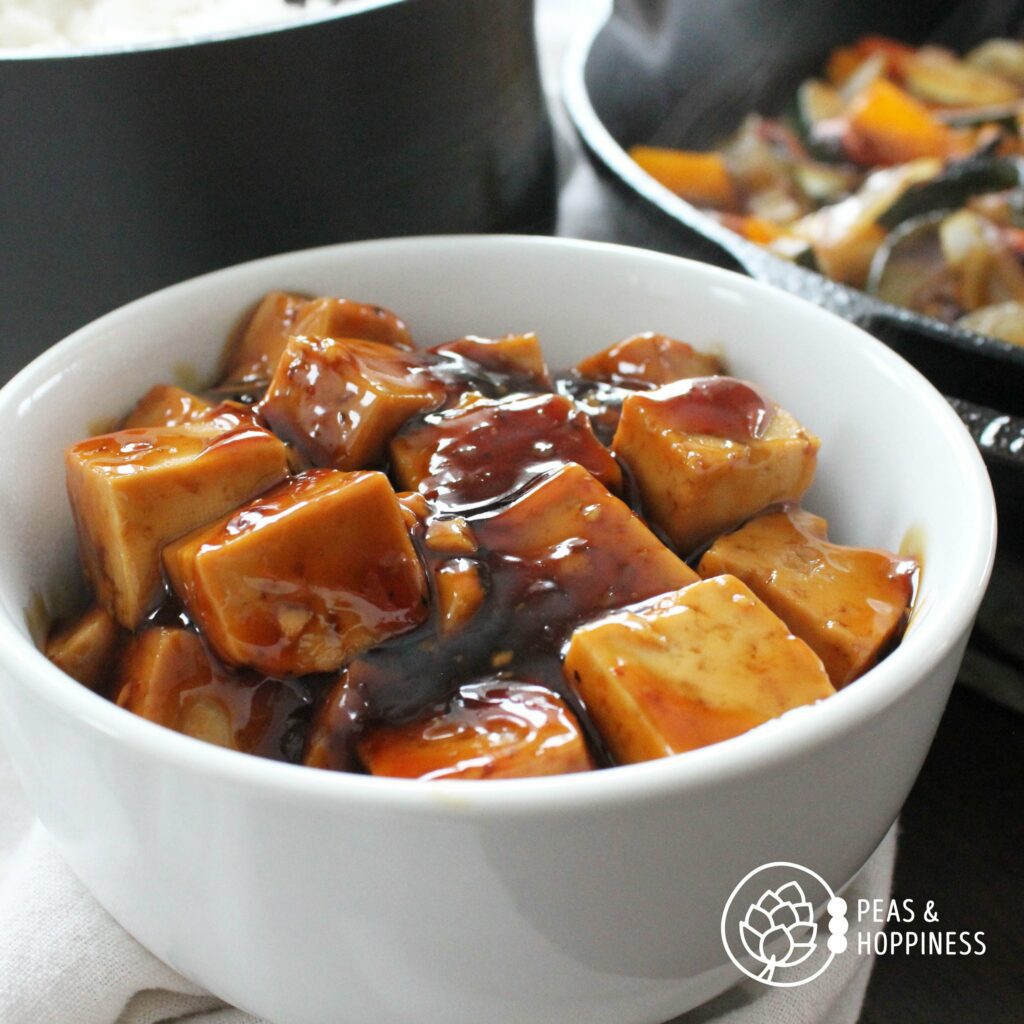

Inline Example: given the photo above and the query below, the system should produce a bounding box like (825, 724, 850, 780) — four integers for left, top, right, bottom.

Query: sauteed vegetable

(630, 36, 1024, 344)
(47, 291, 916, 778)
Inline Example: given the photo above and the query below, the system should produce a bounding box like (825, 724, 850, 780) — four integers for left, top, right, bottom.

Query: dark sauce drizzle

(325, 487, 624, 772)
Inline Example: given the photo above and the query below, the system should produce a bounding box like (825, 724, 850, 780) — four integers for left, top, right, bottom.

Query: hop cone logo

(739, 881, 817, 982)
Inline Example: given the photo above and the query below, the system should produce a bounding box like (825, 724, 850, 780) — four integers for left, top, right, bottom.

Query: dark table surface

(861, 686, 1023, 1024)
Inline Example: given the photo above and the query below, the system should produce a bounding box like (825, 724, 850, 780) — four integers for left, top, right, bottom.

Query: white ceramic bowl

(0, 237, 995, 1024)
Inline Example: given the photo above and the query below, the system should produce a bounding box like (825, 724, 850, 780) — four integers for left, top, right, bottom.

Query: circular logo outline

(721, 861, 838, 988)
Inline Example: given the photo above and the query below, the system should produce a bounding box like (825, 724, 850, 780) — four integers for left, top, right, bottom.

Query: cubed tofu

(390, 393, 622, 509)
(221, 290, 310, 384)
(435, 557, 486, 635)
(46, 605, 123, 691)
(304, 672, 366, 771)
(293, 297, 413, 351)
(473, 462, 697, 613)
(304, 465, 696, 772)
(612, 377, 819, 555)
(575, 333, 723, 386)
(423, 516, 478, 554)
(164, 470, 428, 676)
(115, 627, 306, 756)
(200, 400, 262, 428)
(698, 508, 916, 686)
(357, 680, 594, 780)
(396, 491, 431, 530)
(222, 292, 415, 385)
(122, 385, 211, 429)
(428, 333, 551, 389)
(260, 336, 446, 470)
(66, 424, 290, 628)
(563, 574, 834, 764)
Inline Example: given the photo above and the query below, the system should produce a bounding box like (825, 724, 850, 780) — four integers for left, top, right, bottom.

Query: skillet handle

(948, 395, 1024, 553)
(946, 396, 1024, 469)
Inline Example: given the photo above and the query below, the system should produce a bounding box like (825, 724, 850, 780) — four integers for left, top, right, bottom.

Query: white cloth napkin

(0, 735, 895, 1024)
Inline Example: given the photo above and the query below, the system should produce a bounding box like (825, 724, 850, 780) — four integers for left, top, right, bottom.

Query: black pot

(0, 0, 555, 383)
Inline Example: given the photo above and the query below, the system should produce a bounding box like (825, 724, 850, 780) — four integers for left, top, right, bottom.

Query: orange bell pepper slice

(719, 214, 788, 245)
(845, 79, 954, 164)
(629, 146, 738, 210)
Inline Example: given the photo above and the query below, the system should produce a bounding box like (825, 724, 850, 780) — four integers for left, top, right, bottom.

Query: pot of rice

(0, 0, 555, 381)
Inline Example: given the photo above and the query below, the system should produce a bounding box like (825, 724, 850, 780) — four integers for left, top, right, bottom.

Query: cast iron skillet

(564, 0, 1024, 484)
(0, 0, 554, 384)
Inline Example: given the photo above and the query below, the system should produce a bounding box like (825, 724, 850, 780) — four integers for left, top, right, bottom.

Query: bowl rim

(0, 234, 997, 817)
(0, 0, 407, 62)
(559, 4, 1024, 373)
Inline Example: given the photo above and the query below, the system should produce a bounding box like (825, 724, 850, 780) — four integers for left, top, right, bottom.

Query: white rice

(0, 0, 342, 51)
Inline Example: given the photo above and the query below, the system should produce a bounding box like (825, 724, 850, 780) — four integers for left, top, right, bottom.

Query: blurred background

(1, 1, 1020, 1021)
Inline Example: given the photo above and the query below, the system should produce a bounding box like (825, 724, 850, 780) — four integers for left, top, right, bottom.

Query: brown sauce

(310, 463, 697, 771)
(630, 377, 776, 441)
(55, 322, 914, 778)
(391, 393, 621, 511)
(553, 374, 644, 446)
(61, 362, 759, 770)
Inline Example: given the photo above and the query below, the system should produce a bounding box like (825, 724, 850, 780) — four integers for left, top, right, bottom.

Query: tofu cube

(260, 336, 446, 470)
(221, 290, 310, 384)
(390, 393, 622, 509)
(423, 515, 478, 554)
(435, 557, 486, 635)
(66, 424, 290, 628)
(222, 292, 414, 385)
(122, 385, 212, 429)
(396, 490, 431, 530)
(428, 333, 551, 389)
(46, 606, 123, 691)
(575, 332, 723, 386)
(698, 508, 916, 686)
(612, 377, 819, 554)
(163, 470, 428, 676)
(473, 462, 697, 614)
(357, 680, 594, 780)
(303, 673, 366, 771)
(115, 627, 305, 755)
(563, 574, 834, 764)
(116, 627, 235, 747)
(292, 297, 413, 351)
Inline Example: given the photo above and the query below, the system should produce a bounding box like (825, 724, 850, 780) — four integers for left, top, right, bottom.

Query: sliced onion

(957, 301, 1024, 344)
(939, 208, 1001, 267)
(965, 39, 1024, 88)
(903, 47, 1021, 107)
(793, 159, 941, 251)
(935, 99, 1024, 126)
(793, 161, 860, 205)
(797, 79, 846, 127)
(839, 53, 887, 103)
